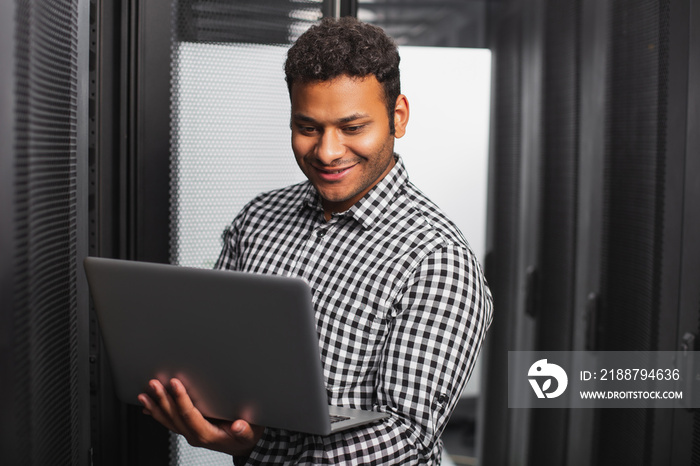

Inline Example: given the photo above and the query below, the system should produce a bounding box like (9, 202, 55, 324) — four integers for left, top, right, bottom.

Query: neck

(321, 156, 396, 221)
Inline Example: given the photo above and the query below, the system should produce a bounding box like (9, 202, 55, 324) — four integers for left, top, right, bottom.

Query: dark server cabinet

(481, 0, 700, 465)
(1, 0, 91, 464)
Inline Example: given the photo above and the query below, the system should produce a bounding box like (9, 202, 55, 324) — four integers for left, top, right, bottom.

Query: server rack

(481, 0, 700, 465)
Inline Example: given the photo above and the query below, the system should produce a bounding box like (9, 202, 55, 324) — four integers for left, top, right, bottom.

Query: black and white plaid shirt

(216, 156, 493, 465)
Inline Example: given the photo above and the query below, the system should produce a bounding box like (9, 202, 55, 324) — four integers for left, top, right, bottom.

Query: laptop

(83, 257, 388, 435)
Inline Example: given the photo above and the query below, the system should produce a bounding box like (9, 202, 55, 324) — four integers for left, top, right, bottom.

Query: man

(138, 17, 492, 465)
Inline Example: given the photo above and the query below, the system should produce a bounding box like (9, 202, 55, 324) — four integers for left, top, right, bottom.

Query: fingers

(167, 378, 214, 440)
(138, 378, 264, 455)
(223, 419, 265, 455)
(138, 379, 192, 436)
(138, 390, 178, 433)
(230, 420, 255, 443)
(168, 378, 199, 421)
(232, 420, 265, 444)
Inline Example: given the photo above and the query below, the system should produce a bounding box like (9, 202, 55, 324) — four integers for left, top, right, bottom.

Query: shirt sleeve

(215, 208, 247, 271)
(241, 244, 493, 465)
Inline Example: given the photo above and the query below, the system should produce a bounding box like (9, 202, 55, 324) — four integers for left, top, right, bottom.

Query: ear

(393, 94, 409, 138)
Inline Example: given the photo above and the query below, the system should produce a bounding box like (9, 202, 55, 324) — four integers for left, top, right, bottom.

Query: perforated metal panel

(537, 0, 579, 354)
(596, 0, 669, 464)
(600, 0, 668, 353)
(169, 1, 321, 463)
(12, 0, 84, 464)
(170, 0, 321, 270)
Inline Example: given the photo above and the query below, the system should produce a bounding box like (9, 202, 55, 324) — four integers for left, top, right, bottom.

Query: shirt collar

(300, 155, 409, 230)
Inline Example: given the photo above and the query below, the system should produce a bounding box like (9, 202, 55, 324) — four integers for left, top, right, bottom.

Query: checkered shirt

(216, 156, 493, 465)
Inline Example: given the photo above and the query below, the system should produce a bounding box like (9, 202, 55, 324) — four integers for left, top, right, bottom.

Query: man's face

(290, 74, 408, 217)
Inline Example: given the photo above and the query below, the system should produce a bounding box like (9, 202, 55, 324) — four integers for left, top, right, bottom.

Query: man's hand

(138, 378, 264, 457)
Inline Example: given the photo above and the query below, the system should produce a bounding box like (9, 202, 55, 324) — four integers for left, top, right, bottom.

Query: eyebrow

(292, 113, 370, 125)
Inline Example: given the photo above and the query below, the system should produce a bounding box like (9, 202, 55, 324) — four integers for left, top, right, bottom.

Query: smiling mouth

(314, 164, 357, 181)
(321, 167, 351, 174)
(316, 163, 357, 173)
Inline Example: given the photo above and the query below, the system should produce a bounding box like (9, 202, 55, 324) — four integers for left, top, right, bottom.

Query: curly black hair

(285, 17, 401, 133)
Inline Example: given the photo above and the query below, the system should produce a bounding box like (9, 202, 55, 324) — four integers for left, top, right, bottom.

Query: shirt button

(316, 229, 326, 238)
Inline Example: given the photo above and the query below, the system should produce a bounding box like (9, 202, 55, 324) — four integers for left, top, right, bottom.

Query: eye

(296, 125, 318, 135)
(343, 125, 364, 134)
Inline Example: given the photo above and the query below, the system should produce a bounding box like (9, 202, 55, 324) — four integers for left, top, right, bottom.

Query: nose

(316, 130, 344, 164)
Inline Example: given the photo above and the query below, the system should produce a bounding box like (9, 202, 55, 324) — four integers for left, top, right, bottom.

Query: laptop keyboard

(329, 414, 351, 424)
